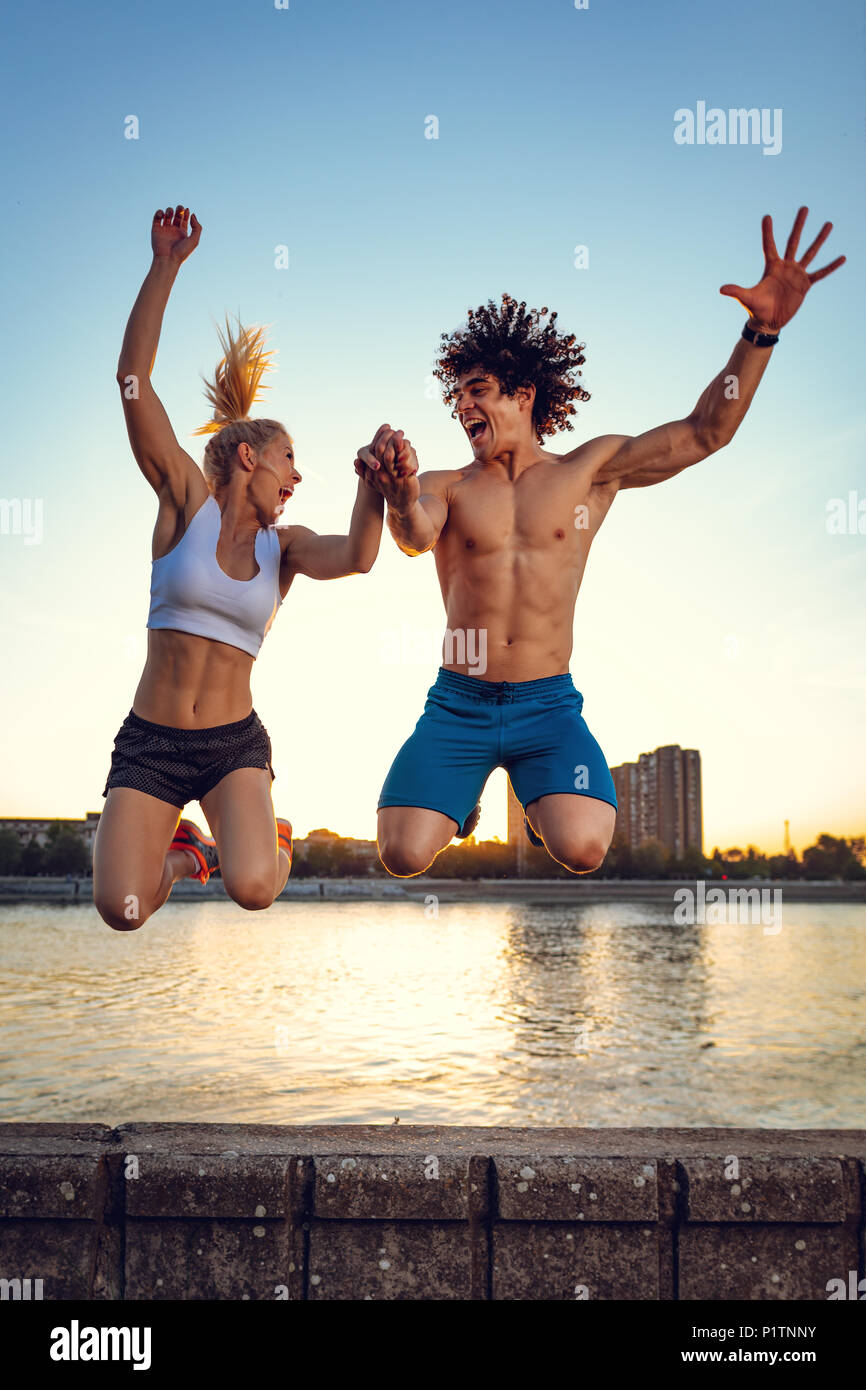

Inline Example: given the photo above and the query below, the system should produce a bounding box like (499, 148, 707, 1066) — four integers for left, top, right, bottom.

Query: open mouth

(465, 419, 487, 445)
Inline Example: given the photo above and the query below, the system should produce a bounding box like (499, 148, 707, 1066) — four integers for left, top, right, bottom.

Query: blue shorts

(378, 668, 617, 829)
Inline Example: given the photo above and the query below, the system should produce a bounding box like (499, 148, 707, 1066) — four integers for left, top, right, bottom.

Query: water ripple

(0, 899, 864, 1125)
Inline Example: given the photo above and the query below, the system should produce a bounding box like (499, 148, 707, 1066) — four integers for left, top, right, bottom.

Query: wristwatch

(742, 321, 779, 347)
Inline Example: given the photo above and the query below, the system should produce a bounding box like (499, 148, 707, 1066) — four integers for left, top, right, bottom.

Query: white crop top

(147, 494, 283, 658)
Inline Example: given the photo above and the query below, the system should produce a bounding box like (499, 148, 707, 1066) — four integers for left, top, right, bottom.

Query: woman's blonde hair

(193, 314, 289, 490)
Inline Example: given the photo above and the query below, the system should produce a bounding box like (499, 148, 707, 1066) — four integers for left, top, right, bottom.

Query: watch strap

(742, 321, 780, 348)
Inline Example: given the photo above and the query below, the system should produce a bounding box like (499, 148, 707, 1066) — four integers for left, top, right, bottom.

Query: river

(0, 898, 863, 1126)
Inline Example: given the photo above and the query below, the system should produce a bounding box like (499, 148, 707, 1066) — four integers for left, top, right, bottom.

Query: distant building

(610, 746, 702, 856)
(611, 761, 641, 848)
(291, 832, 378, 871)
(0, 813, 101, 853)
(505, 776, 529, 876)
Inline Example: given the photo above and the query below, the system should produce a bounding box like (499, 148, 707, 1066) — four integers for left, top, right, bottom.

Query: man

(356, 208, 844, 877)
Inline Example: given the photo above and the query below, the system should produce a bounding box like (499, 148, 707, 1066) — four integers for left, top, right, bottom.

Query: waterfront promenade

(1, 876, 864, 906)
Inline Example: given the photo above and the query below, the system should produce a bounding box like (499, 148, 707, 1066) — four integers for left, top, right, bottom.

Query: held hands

(720, 206, 845, 333)
(151, 205, 202, 264)
(354, 424, 420, 510)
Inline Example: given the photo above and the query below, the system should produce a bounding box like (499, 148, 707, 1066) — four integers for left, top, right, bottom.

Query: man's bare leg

(377, 806, 459, 878)
(525, 794, 616, 875)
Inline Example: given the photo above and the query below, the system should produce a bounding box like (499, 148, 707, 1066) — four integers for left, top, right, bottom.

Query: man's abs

(434, 544, 588, 682)
(428, 452, 610, 681)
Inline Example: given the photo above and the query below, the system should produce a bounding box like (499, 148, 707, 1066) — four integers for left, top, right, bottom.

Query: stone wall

(1, 1125, 864, 1300)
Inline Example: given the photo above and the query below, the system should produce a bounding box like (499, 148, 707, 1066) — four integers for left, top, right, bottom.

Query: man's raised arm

(588, 206, 845, 491)
(355, 423, 447, 556)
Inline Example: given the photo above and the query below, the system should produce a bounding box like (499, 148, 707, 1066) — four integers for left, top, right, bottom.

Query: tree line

(0, 823, 90, 876)
(268, 830, 866, 881)
(1, 823, 862, 882)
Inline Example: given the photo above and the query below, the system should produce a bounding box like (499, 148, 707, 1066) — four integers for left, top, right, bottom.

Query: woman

(93, 203, 395, 930)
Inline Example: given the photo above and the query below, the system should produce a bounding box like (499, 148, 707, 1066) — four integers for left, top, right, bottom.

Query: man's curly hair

(432, 293, 590, 442)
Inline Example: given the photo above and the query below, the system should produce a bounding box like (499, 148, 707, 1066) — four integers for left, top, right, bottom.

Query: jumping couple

(93, 202, 844, 929)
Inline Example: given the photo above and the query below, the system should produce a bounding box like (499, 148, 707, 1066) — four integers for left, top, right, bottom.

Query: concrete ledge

(1, 1125, 864, 1300)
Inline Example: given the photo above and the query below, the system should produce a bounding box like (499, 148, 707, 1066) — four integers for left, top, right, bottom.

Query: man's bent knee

(547, 836, 610, 875)
(378, 837, 437, 878)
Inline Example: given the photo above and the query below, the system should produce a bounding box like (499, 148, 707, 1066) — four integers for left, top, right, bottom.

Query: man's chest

(441, 472, 600, 556)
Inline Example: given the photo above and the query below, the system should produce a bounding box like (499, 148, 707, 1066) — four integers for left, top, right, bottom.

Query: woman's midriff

(132, 629, 255, 728)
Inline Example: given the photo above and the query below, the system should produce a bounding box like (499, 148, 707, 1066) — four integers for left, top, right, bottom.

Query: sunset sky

(0, 0, 863, 853)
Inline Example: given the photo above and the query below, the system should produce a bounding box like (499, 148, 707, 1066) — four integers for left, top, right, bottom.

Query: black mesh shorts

(102, 708, 275, 808)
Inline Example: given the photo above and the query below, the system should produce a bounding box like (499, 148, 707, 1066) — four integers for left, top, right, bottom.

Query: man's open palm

(720, 206, 845, 333)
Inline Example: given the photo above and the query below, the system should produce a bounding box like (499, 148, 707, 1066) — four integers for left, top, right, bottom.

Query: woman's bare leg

(93, 787, 193, 930)
(199, 767, 290, 910)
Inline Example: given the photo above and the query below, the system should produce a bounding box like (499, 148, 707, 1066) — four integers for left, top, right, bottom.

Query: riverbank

(0, 875, 863, 906)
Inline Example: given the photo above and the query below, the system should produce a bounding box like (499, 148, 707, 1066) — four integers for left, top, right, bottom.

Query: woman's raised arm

(116, 206, 203, 503)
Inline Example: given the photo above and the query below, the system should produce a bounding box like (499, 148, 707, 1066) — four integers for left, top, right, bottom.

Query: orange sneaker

(276, 817, 293, 870)
(170, 818, 220, 885)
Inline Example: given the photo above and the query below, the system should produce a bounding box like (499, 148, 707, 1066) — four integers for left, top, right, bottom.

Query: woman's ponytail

(193, 314, 288, 490)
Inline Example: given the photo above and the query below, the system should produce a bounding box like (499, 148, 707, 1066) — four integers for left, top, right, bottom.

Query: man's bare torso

(424, 439, 618, 682)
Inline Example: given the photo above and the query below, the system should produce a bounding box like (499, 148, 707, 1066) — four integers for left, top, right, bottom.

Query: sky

(0, 0, 863, 853)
